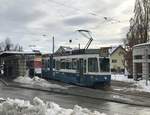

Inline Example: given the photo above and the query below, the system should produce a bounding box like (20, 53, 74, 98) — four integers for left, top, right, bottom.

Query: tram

(42, 49, 111, 87)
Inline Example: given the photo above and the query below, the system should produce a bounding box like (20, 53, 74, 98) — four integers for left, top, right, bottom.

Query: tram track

(1, 79, 150, 108)
(0, 80, 141, 115)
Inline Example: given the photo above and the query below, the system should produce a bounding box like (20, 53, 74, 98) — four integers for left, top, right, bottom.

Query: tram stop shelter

(0, 51, 41, 79)
(133, 43, 150, 81)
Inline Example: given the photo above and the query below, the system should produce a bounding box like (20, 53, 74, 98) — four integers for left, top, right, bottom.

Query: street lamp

(42, 35, 55, 78)
(42, 35, 55, 54)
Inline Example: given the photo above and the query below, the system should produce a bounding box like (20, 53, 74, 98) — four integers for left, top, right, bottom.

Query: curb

(0, 78, 8, 86)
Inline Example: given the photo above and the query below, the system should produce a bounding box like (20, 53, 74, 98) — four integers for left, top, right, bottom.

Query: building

(110, 46, 126, 73)
(133, 43, 150, 80)
(0, 51, 41, 79)
(55, 46, 72, 55)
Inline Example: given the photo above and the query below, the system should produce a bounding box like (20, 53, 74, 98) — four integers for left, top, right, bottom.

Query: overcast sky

(0, 0, 135, 53)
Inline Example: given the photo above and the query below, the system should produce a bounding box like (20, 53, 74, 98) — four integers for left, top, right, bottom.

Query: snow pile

(112, 74, 150, 93)
(128, 80, 150, 93)
(14, 76, 67, 89)
(111, 74, 134, 83)
(0, 97, 106, 115)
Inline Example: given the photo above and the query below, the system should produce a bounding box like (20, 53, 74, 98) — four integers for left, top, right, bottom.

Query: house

(133, 43, 150, 80)
(55, 46, 72, 55)
(99, 47, 111, 57)
(110, 45, 126, 73)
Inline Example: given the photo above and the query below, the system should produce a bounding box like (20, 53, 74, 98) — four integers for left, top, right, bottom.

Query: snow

(112, 74, 150, 93)
(0, 97, 106, 115)
(14, 76, 67, 89)
(112, 95, 133, 102)
(127, 80, 150, 93)
(111, 74, 134, 83)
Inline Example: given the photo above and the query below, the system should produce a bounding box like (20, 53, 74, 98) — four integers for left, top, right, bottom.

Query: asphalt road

(0, 82, 150, 115)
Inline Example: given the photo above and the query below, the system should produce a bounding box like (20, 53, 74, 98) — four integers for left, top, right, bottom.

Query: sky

(0, 0, 135, 53)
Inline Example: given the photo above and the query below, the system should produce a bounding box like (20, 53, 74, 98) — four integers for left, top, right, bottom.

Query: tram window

(99, 58, 110, 72)
(42, 59, 49, 69)
(55, 60, 60, 70)
(61, 62, 65, 69)
(88, 58, 98, 72)
(76, 59, 86, 73)
(66, 62, 72, 69)
(72, 59, 77, 70)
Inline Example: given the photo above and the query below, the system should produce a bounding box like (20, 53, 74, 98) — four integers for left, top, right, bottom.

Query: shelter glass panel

(134, 55, 142, 59)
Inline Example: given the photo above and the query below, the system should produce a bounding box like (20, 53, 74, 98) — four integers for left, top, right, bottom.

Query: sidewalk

(1, 78, 150, 107)
(111, 80, 150, 98)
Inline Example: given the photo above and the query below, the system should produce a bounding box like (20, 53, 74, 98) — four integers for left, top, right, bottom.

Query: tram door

(49, 55, 53, 77)
(79, 59, 84, 77)
(78, 58, 86, 83)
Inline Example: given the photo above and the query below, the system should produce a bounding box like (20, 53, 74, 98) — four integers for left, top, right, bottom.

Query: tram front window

(88, 58, 98, 72)
(99, 58, 110, 72)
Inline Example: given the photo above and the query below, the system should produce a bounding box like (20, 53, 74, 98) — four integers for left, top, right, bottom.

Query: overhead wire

(45, 0, 123, 23)
(2, 0, 130, 48)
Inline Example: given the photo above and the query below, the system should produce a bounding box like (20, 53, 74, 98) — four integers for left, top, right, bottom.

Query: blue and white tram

(43, 49, 111, 87)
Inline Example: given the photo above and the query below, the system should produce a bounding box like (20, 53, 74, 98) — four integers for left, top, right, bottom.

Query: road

(0, 82, 150, 115)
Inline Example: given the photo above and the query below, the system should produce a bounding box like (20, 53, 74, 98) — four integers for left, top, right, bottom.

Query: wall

(110, 47, 125, 73)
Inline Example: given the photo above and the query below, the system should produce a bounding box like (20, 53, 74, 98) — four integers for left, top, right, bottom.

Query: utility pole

(78, 43, 80, 50)
(145, 48, 149, 86)
(52, 36, 55, 54)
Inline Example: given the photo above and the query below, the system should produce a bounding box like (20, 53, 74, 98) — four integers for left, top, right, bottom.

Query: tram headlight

(104, 77, 107, 80)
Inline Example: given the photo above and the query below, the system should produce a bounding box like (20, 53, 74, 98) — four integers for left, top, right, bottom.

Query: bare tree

(124, 0, 150, 75)
(14, 44, 23, 51)
(4, 38, 13, 51)
(0, 38, 23, 52)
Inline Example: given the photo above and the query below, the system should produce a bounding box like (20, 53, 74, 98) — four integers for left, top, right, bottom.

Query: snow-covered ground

(0, 97, 106, 115)
(14, 74, 150, 93)
(14, 76, 67, 89)
(111, 74, 134, 83)
(112, 74, 150, 93)
(127, 80, 150, 93)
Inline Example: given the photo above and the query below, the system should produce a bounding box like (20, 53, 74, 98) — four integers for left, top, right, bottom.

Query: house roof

(56, 46, 72, 52)
(110, 45, 126, 56)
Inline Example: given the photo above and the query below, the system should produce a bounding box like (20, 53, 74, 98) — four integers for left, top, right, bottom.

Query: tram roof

(53, 49, 109, 57)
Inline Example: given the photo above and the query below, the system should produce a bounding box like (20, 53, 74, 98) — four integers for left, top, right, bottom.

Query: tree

(4, 38, 13, 51)
(124, 0, 150, 75)
(0, 38, 23, 52)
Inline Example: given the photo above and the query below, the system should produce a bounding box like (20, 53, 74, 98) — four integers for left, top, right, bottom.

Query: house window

(112, 59, 117, 63)
(134, 55, 142, 59)
(60, 59, 72, 69)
